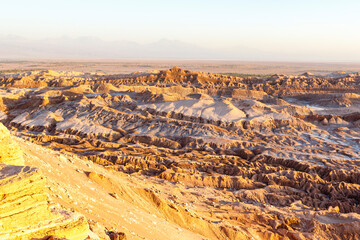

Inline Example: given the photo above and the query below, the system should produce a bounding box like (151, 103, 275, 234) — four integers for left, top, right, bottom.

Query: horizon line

(1, 57, 360, 65)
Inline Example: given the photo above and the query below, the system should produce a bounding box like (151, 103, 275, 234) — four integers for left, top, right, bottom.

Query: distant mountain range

(0, 35, 269, 60)
(1, 35, 358, 62)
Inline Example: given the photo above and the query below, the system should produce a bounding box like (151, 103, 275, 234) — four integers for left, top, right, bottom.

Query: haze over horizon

(2, 0, 360, 61)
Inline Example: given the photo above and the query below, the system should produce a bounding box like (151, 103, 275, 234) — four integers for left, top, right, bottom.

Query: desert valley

(0, 65, 360, 239)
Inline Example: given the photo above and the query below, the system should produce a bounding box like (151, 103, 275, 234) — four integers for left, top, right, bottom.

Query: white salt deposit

(139, 99, 246, 123)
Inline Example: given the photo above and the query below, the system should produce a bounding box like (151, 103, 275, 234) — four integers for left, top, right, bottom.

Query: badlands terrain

(1, 66, 360, 239)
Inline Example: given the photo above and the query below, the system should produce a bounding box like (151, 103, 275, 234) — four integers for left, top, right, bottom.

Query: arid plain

(2, 59, 360, 75)
(1, 61, 360, 240)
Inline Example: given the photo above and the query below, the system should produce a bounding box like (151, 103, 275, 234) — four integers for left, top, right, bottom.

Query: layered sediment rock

(0, 123, 90, 240)
(0, 123, 24, 166)
(2, 68, 360, 239)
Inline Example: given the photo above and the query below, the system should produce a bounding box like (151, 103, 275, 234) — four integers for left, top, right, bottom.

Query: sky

(1, 0, 360, 61)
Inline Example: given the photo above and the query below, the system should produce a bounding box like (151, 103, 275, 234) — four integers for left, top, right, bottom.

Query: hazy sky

(2, 0, 360, 61)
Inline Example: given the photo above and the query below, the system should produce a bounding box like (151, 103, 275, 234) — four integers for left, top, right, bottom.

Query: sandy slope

(17, 137, 207, 240)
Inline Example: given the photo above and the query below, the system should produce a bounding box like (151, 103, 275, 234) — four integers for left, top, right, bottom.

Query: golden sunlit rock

(0, 123, 90, 240)
(1, 68, 360, 239)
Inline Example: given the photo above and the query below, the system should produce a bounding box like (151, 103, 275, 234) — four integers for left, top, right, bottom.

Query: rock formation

(1, 68, 360, 239)
(0, 123, 90, 240)
(0, 123, 24, 166)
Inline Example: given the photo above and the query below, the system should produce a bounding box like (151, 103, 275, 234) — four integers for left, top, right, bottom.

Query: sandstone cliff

(0, 123, 24, 166)
(2, 68, 360, 239)
(0, 123, 90, 240)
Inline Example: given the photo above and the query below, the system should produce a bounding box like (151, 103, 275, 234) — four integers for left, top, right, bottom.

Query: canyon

(1, 67, 360, 239)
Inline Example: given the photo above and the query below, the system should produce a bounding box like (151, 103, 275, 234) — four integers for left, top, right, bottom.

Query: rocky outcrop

(0, 123, 90, 240)
(0, 165, 89, 240)
(0, 124, 24, 166)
